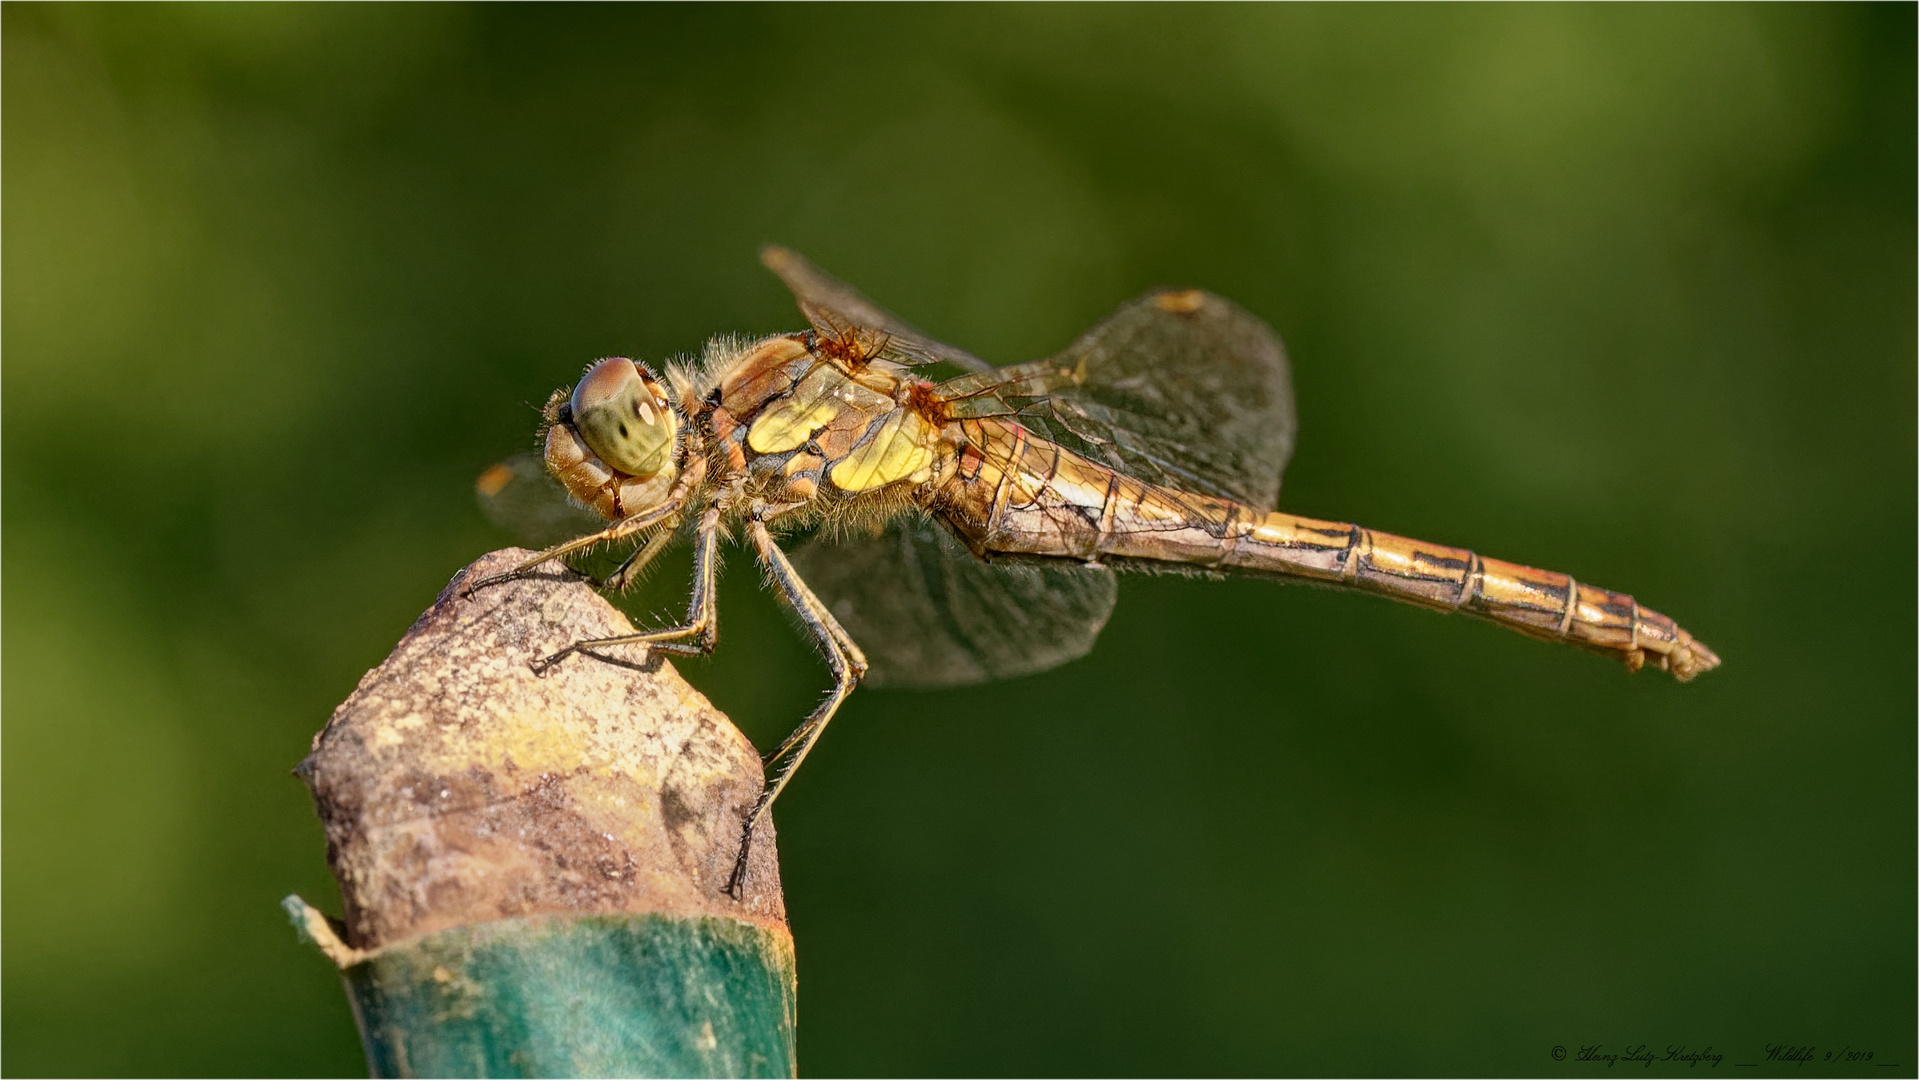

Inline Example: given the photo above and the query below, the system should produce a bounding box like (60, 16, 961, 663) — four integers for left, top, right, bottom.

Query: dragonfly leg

(584, 520, 677, 593)
(533, 507, 721, 673)
(461, 497, 685, 596)
(725, 512, 869, 899)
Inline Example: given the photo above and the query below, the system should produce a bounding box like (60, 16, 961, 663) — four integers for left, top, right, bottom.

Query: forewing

(944, 290, 1296, 510)
(788, 513, 1117, 689)
(760, 245, 995, 374)
(476, 453, 604, 546)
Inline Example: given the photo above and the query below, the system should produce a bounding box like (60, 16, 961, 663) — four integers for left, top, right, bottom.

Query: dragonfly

(469, 246, 1721, 898)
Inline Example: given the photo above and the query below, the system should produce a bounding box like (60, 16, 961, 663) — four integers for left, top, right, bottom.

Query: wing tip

(1151, 289, 1210, 315)
(759, 243, 800, 273)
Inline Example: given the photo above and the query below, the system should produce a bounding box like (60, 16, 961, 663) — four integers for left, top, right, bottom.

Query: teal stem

(291, 906, 796, 1079)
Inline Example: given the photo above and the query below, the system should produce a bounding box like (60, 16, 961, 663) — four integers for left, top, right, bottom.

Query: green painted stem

(301, 907, 796, 1079)
(290, 552, 796, 1078)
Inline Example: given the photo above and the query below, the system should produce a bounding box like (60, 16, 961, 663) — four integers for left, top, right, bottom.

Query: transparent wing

(475, 453, 605, 546)
(760, 245, 995, 374)
(787, 513, 1117, 689)
(941, 289, 1297, 510)
(783, 287, 1293, 687)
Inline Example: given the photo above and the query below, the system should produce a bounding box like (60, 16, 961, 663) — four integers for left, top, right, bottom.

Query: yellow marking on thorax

(748, 397, 837, 454)
(830, 408, 935, 493)
(747, 364, 889, 455)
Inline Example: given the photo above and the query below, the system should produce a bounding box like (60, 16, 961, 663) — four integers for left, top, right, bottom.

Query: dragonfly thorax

(542, 357, 685, 521)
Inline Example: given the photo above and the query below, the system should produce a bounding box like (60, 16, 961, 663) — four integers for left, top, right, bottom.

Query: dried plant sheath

(287, 548, 794, 1078)
(296, 548, 786, 942)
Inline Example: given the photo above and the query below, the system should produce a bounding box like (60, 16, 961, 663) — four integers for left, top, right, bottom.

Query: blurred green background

(5, 4, 1913, 1076)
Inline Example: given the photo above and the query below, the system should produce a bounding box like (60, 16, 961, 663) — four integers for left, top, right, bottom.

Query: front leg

(534, 506, 723, 673)
(725, 509, 869, 899)
(583, 520, 677, 593)
(461, 497, 686, 597)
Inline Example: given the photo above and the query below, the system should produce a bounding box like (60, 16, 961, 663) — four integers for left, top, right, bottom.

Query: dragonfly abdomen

(1216, 514, 1718, 681)
(936, 417, 1719, 682)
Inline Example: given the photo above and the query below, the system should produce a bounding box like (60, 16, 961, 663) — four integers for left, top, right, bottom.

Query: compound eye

(571, 357, 641, 416)
(569, 358, 677, 478)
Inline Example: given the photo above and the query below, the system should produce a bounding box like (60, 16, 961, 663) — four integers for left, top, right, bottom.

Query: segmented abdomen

(931, 418, 1720, 681)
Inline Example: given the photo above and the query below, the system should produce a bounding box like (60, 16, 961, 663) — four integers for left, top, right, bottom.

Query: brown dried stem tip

(288, 549, 793, 1078)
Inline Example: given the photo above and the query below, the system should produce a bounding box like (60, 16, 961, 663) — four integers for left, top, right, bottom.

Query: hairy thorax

(702, 336, 958, 519)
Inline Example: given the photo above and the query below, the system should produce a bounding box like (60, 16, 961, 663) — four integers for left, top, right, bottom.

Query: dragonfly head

(565, 357, 679, 479)
(541, 357, 684, 521)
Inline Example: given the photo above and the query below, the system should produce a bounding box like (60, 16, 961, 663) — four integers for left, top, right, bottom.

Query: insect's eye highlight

(570, 357, 677, 478)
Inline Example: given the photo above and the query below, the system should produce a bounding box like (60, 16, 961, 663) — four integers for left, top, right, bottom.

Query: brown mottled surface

(299, 548, 785, 952)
